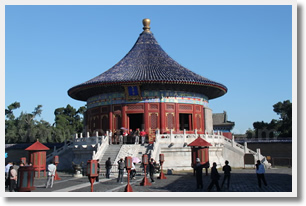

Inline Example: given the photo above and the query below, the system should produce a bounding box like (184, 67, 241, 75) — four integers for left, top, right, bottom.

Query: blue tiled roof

(68, 29, 227, 101)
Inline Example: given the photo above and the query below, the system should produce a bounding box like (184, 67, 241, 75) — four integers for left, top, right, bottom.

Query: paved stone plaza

(6, 167, 292, 193)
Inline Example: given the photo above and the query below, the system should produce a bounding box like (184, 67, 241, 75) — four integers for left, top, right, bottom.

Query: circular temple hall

(68, 19, 228, 143)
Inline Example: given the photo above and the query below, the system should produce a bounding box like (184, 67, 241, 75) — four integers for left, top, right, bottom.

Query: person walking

(194, 158, 210, 189)
(130, 162, 136, 180)
(221, 160, 231, 189)
(117, 158, 125, 184)
(45, 161, 57, 188)
(105, 157, 112, 179)
(207, 162, 221, 192)
(148, 158, 155, 183)
(256, 160, 268, 188)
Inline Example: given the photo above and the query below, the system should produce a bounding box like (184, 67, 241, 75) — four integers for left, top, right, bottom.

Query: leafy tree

(273, 100, 292, 137)
(5, 102, 86, 144)
(250, 100, 292, 138)
(5, 102, 20, 143)
(53, 104, 86, 141)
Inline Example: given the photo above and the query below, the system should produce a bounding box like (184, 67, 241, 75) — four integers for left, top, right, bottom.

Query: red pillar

(175, 103, 179, 133)
(160, 103, 166, 134)
(109, 105, 113, 132)
(144, 103, 149, 133)
(122, 104, 127, 128)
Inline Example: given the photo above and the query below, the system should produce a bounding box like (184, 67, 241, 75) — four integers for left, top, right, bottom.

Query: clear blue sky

(4, 5, 292, 134)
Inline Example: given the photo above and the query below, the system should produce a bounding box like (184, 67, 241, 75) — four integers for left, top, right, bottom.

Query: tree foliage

(5, 102, 86, 143)
(250, 100, 292, 138)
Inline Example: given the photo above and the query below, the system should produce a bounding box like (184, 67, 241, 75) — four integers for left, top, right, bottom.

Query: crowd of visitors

(108, 128, 147, 145)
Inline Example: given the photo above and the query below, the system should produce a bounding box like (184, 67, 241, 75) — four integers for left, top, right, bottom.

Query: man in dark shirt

(148, 158, 155, 183)
(221, 160, 231, 189)
(194, 158, 210, 189)
(207, 162, 221, 192)
(105, 157, 112, 179)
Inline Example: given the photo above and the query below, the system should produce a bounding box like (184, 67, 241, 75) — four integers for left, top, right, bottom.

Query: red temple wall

(85, 102, 206, 141)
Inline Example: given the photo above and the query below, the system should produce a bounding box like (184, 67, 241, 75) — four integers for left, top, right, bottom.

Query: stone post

(256, 148, 261, 161)
(244, 142, 248, 153)
(231, 135, 235, 147)
(156, 129, 160, 143)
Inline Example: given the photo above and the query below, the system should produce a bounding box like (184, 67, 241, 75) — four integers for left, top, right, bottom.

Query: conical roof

(188, 136, 212, 147)
(68, 19, 227, 101)
(25, 140, 50, 151)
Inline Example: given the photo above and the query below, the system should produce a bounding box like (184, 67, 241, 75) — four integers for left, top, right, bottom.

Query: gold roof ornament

(142, 18, 151, 32)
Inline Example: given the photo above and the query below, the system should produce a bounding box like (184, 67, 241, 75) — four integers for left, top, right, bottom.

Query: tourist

(130, 162, 136, 180)
(221, 160, 231, 189)
(5, 162, 13, 188)
(135, 128, 140, 144)
(207, 162, 221, 192)
(115, 129, 120, 144)
(117, 158, 125, 184)
(148, 158, 155, 183)
(108, 129, 112, 145)
(105, 157, 112, 179)
(128, 129, 133, 144)
(45, 161, 57, 188)
(8, 166, 17, 192)
(256, 160, 268, 188)
(194, 158, 210, 190)
(119, 130, 124, 144)
(140, 129, 146, 145)
(123, 131, 128, 144)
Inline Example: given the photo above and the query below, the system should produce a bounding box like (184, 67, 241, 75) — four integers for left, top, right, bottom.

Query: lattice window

(166, 104, 174, 110)
(92, 108, 100, 114)
(150, 104, 158, 110)
(102, 115, 109, 133)
(167, 113, 174, 129)
(127, 105, 144, 110)
(150, 113, 158, 129)
(179, 105, 192, 111)
(196, 106, 201, 112)
(196, 115, 201, 130)
(114, 114, 122, 129)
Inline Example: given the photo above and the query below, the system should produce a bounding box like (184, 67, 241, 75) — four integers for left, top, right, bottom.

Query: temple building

(67, 19, 270, 170)
(213, 111, 235, 139)
(68, 19, 227, 143)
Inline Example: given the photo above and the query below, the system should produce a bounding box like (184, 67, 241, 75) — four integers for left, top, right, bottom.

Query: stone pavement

(6, 167, 292, 193)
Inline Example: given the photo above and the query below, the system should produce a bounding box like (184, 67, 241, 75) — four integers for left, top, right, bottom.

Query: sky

(4, 3, 293, 134)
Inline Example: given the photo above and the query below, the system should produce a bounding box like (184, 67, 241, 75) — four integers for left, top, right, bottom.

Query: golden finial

(142, 18, 151, 32)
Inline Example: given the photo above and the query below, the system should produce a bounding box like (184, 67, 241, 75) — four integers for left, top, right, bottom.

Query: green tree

(250, 100, 292, 138)
(273, 100, 292, 137)
(5, 102, 20, 143)
(53, 104, 86, 142)
(5, 102, 86, 143)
